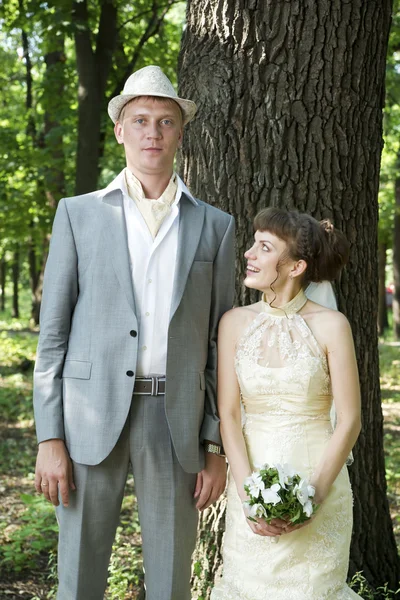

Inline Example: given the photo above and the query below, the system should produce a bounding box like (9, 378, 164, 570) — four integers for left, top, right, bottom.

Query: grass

(380, 333, 400, 549)
(0, 301, 399, 598)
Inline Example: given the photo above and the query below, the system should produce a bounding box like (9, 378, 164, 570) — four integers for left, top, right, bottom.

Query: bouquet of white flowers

(243, 463, 318, 527)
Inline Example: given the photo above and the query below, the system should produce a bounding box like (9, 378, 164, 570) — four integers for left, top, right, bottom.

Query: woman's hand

(284, 515, 315, 534)
(283, 490, 323, 535)
(242, 504, 287, 537)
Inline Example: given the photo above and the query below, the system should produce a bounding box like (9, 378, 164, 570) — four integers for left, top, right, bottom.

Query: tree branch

(107, 0, 177, 103)
(18, 0, 36, 141)
(72, 0, 96, 98)
(117, 0, 182, 32)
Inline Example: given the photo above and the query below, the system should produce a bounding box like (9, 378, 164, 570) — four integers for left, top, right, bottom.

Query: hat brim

(108, 93, 197, 126)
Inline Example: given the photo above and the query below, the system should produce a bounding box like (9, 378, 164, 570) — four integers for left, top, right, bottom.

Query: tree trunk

(394, 174, 400, 339)
(179, 0, 398, 595)
(28, 234, 50, 326)
(378, 240, 389, 336)
(43, 34, 65, 208)
(0, 256, 5, 312)
(73, 0, 117, 195)
(191, 496, 226, 599)
(27, 24, 66, 325)
(12, 250, 19, 319)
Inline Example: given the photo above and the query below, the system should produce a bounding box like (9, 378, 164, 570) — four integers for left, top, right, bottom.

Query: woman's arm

(309, 311, 361, 504)
(217, 309, 251, 502)
(218, 309, 286, 538)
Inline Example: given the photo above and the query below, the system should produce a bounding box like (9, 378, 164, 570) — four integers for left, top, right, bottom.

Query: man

(33, 65, 235, 600)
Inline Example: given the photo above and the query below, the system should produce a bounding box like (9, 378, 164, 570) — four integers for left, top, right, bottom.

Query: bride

(211, 207, 361, 600)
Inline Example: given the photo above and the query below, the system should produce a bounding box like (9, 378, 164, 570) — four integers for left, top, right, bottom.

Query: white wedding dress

(211, 288, 360, 600)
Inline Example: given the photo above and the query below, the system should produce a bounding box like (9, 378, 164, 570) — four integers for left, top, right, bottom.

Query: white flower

(261, 483, 282, 506)
(247, 503, 267, 519)
(244, 473, 265, 498)
(253, 463, 267, 471)
(293, 479, 315, 506)
(308, 485, 316, 498)
(275, 463, 297, 489)
(303, 500, 314, 518)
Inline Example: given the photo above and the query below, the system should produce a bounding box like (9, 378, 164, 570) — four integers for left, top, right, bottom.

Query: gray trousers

(56, 394, 198, 600)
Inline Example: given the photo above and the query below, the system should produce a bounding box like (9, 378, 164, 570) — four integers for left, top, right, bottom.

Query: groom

(33, 65, 235, 600)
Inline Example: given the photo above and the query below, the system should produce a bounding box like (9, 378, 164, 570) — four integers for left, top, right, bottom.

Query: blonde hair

(117, 95, 184, 124)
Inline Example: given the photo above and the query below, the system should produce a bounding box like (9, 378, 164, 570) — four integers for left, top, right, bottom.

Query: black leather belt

(133, 376, 166, 396)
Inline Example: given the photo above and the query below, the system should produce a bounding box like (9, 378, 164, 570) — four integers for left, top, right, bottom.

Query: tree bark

(179, 0, 398, 594)
(43, 35, 65, 209)
(27, 23, 66, 325)
(191, 496, 226, 599)
(0, 256, 5, 312)
(12, 250, 19, 319)
(394, 174, 400, 339)
(28, 234, 50, 326)
(378, 240, 389, 336)
(73, 0, 118, 195)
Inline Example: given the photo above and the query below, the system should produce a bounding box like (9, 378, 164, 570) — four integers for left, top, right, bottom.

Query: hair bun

(252, 207, 350, 285)
(320, 219, 334, 234)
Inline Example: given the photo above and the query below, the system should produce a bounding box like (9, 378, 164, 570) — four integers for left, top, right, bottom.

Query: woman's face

(244, 230, 292, 292)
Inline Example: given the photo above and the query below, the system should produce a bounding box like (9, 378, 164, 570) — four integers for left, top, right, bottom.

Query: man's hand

(35, 439, 75, 507)
(194, 452, 227, 511)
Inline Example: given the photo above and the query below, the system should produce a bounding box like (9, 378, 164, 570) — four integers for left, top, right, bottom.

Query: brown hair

(253, 207, 350, 285)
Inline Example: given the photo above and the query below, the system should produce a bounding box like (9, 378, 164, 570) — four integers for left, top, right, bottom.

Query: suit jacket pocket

(62, 360, 92, 380)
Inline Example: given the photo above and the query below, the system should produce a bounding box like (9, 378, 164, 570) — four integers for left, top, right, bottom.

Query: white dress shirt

(104, 169, 196, 377)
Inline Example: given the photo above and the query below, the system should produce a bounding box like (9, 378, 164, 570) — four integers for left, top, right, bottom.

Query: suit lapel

(101, 189, 136, 314)
(170, 194, 205, 320)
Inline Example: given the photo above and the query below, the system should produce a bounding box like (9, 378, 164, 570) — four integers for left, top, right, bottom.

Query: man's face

(114, 97, 183, 177)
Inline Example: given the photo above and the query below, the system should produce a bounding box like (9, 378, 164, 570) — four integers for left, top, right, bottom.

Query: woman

(211, 208, 361, 600)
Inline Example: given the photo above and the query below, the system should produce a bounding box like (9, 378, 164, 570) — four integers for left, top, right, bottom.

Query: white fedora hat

(108, 65, 197, 125)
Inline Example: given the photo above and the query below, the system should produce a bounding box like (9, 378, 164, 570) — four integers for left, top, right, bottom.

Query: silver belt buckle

(151, 376, 159, 396)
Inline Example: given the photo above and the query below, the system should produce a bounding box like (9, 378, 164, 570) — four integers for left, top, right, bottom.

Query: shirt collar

(103, 168, 198, 206)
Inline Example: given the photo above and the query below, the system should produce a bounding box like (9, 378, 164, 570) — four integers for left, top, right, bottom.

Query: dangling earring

(289, 273, 293, 279)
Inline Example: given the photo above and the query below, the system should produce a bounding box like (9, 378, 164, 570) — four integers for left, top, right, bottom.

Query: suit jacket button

(130, 330, 137, 337)
(126, 370, 134, 377)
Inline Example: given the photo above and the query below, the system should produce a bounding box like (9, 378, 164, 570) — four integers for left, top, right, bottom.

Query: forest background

(0, 0, 400, 598)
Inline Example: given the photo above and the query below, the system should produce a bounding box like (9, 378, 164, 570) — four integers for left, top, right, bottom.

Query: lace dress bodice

(236, 290, 331, 420)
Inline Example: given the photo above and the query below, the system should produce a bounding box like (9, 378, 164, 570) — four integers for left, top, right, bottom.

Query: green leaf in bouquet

(290, 509, 301, 523)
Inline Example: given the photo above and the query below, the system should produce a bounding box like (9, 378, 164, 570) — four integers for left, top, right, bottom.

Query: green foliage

(107, 525, 143, 598)
(0, 0, 186, 325)
(349, 572, 400, 599)
(379, 0, 400, 245)
(0, 493, 58, 572)
(0, 330, 37, 367)
(379, 337, 400, 546)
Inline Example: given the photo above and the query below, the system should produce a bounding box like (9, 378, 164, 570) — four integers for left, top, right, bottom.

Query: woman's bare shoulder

(219, 302, 263, 337)
(301, 301, 352, 349)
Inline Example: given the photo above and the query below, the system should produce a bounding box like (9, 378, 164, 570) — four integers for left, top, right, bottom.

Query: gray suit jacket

(33, 182, 235, 472)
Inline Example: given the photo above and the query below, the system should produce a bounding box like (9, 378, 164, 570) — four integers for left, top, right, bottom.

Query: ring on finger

(41, 482, 49, 487)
